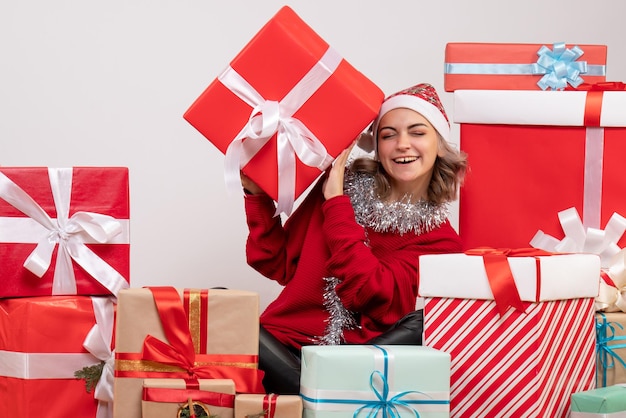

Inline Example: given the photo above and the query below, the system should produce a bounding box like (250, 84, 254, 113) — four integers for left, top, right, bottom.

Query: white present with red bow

(418, 250, 600, 417)
(0, 167, 130, 297)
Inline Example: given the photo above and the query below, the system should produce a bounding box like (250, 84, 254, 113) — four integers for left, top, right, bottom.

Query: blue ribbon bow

(533, 42, 588, 90)
(595, 313, 626, 387)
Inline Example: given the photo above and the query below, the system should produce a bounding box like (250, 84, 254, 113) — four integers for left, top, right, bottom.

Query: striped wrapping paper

(423, 296, 596, 417)
(419, 252, 601, 418)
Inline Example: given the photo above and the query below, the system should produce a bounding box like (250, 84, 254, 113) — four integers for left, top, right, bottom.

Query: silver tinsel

(345, 169, 450, 235)
(314, 169, 450, 345)
(314, 276, 359, 345)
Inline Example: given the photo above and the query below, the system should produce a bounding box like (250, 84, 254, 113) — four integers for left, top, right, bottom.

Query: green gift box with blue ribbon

(596, 312, 626, 387)
(300, 345, 450, 417)
(570, 384, 626, 417)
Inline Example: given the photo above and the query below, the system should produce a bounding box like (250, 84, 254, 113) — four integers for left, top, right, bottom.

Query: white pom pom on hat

(357, 83, 450, 153)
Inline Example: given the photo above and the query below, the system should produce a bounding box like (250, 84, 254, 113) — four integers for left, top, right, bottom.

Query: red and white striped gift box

(419, 251, 601, 418)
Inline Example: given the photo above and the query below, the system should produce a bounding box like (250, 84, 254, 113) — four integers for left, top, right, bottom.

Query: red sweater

(244, 179, 462, 350)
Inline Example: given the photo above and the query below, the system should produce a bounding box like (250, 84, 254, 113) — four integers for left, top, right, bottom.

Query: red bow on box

(465, 248, 555, 316)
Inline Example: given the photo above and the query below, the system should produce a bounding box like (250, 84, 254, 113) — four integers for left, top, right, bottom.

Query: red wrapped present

(114, 287, 265, 418)
(0, 167, 130, 297)
(141, 378, 236, 418)
(453, 86, 626, 252)
(418, 250, 601, 418)
(183, 6, 384, 215)
(444, 42, 607, 91)
(0, 295, 116, 418)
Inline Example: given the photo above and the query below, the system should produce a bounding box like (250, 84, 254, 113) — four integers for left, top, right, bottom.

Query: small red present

(453, 86, 626, 251)
(0, 295, 116, 418)
(184, 6, 384, 215)
(0, 167, 130, 297)
(419, 250, 600, 417)
(444, 42, 607, 91)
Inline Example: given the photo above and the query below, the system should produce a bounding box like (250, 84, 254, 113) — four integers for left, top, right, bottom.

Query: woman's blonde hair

(350, 133, 467, 204)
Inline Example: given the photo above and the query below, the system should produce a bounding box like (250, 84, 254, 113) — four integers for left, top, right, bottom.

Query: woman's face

(377, 107, 441, 200)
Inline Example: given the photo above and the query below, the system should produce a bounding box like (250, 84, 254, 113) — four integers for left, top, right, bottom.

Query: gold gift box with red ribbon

(183, 6, 383, 215)
(235, 393, 303, 418)
(114, 287, 264, 418)
(418, 250, 601, 418)
(453, 83, 626, 251)
(142, 378, 236, 418)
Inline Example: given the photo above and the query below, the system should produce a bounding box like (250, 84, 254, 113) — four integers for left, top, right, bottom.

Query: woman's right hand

(240, 172, 265, 195)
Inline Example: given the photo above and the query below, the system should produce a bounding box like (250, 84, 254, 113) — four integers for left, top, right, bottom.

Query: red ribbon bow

(139, 286, 265, 393)
(464, 248, 554, 317)
(566, 81, 626, 126)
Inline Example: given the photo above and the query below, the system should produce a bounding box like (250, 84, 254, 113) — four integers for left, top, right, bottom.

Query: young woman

(241, 83, 467, 394)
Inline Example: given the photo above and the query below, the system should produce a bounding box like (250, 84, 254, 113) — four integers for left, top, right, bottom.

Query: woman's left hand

(323, 141, 355, 200)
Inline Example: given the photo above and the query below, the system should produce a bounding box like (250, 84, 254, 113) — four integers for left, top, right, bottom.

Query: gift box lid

(571, 384, 626, 413)
(453, 88, 626, 127)
(418, 252, 600, 301)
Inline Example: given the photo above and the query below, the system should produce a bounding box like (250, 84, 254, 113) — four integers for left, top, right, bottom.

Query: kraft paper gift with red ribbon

(234, 393, 302, 418)
(453, 83, 626, 251)
(0, 167, 130, 297)
(418, 250, 601, 418)
(142, 378, 236, 418)
(596, 312, 626, 388)
(114, 287, 264, 418)
(183, 6, 384, 216)
(0, 295, 116, 418)
(444, 42, 607, 91)
(235, 393, 303, 418)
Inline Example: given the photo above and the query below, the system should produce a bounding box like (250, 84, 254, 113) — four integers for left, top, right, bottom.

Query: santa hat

(358, 83, 450, 153)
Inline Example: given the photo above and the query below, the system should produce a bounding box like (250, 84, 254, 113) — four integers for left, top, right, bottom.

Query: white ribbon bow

(530, 207, 626, 268)
(219, 47, 340, 216)
(83, 297, 116, 418)
(531, 207, 626, 312)
(0, 168, 129, 296)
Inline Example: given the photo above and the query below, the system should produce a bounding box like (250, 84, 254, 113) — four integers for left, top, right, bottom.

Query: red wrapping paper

(0, 167, 130, 297)
(184, 6, 383, 213)
(444, 42, 607, 91)
(0, 295, 113, 418)
(454, 89, 626, 250)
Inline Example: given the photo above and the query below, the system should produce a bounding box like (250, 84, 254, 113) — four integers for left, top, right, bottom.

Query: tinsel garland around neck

(344, 169, 449, 235)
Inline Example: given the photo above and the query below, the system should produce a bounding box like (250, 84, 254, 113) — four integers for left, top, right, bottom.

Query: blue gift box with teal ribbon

(300, 345, 450, 417)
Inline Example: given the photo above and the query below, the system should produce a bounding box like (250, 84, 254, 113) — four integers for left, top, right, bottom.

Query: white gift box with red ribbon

(418, 251, 600, 417)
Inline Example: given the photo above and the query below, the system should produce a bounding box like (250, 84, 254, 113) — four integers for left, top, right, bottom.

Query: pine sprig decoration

(74, 361, 105, 393)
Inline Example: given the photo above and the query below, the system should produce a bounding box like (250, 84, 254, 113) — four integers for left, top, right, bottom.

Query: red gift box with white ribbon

(444, 42, 607, 91)
(184, 6, 383, 215)
(0, 295, 116, 418)
(0, 167, 130, 297)
(418, 250, 601, 417)
(454, 84, 626, 251)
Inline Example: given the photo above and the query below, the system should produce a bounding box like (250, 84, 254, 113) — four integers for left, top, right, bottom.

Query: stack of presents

(2, 5, 626, 418)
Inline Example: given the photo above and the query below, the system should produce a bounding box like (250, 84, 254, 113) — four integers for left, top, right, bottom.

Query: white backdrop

(1, 0, 625, 310)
